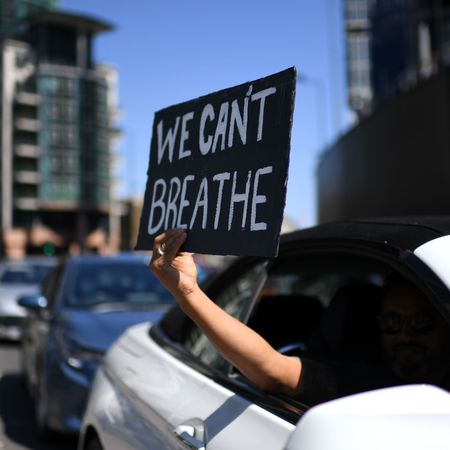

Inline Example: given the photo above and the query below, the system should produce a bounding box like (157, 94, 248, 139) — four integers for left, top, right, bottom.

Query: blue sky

(61, 0, 352, 228)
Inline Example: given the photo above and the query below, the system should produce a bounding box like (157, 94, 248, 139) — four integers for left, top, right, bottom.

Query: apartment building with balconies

(0, 3, 120, 257)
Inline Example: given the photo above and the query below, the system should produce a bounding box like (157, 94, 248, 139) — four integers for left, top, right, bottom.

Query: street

(0, 342, 77, 450)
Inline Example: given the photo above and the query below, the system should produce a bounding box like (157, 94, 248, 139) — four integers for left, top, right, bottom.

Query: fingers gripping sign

(151, 229, 199, 300)
(152, 229, 184, 264)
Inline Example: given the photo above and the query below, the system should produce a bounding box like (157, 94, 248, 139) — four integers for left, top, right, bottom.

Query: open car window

(181, 253, 389, 381)
(183, 262, 267, 371)
(174, 249, 450, 411)
(247, 255, 388, 355)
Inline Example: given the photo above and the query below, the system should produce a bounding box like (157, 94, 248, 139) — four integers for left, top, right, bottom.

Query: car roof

(281, 217, 450, 253)
(64, 252, 150, 265)
(0, 256, 57, 266)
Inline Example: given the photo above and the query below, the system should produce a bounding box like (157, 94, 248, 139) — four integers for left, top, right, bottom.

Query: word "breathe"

(148, 166, 273, 234)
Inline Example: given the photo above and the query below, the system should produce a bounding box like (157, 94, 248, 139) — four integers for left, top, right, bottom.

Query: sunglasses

(377, 312, 435, 335)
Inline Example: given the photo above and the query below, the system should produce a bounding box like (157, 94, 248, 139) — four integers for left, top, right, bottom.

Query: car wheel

(85, 436, 104, 450)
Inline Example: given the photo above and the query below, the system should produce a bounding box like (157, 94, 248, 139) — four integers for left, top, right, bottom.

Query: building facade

(318, 69, 450, 223)
(344, 0, 373, 115)
(317, 0, 450, 223)
(345, 0, 450, 118)
(0, 5, 120, 257)
(0, 0, 58, 37)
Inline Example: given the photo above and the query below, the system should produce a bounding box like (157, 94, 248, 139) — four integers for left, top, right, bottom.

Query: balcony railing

(14, 197, 39, 210)
(14, 118, 40, 132)
(14, 144, 40, 158)
(14, 92, 40, 106)
(15, 171, 41, 184)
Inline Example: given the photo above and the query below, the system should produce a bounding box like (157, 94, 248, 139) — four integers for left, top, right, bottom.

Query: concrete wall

(317, 69, 450, 223)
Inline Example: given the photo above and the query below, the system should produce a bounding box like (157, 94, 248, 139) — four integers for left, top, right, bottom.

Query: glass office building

(0, 7, 120, 257)
(345, 0, 450, 117)
(0, 0, 58, 36)
(344, 0, 373, 115)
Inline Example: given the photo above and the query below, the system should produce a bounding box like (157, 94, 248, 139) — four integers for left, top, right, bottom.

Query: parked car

(79, 217, 450, 450)
(0, 257, 56, 340)
(19, 253, 175, 437)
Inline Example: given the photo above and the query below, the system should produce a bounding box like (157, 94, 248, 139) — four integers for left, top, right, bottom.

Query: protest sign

(135, 67, 296, 256)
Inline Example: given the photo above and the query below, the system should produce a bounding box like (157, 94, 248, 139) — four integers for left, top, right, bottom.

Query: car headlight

(57, 334, 103, 370)
(65, 346, 103, 370)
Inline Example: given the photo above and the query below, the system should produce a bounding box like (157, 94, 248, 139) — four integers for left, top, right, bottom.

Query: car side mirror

(17, 294, 48, 311)
(284, 385, 450, 450)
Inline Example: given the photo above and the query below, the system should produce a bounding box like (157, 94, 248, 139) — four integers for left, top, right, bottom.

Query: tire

(85, 436, 104, 450)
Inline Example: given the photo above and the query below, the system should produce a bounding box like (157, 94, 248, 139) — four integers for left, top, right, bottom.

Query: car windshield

(64, 261, 174, 308)
(0, 262, 53, 285)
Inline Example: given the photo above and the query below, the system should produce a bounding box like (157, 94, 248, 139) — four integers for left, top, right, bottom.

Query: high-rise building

(344, 0, 373, 115)
(0, 4, 120, 257)
(345, 0, 450, 118)
(0, 0, 58, 37)
(318, 0, 450, 223)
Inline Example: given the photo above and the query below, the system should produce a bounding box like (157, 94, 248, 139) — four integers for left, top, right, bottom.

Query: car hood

(61, 307, 168, 353)
(0, 285, 39, 316)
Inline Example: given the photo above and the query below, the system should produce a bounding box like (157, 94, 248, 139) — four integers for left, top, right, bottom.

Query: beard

(390, 343, 430, 382)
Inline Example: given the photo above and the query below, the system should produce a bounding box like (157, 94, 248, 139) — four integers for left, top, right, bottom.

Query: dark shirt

(296, 357, 401, 405)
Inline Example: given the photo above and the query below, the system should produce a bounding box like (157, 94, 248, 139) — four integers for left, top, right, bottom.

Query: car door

(163, 260, 298, 450)
(24, 262, 64, 394)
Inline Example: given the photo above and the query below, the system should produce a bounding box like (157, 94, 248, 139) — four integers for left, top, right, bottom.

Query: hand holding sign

(136, 68, 296, 256)
(150, 229, 199, 301)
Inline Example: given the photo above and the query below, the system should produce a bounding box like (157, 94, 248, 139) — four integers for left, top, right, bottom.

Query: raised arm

(150, 229, 303, 395)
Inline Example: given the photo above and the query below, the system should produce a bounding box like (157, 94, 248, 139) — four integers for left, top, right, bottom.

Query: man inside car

(150, 229, 450, 402)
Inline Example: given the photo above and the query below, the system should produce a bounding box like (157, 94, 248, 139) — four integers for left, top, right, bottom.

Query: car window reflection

(64, 262, 174, 308)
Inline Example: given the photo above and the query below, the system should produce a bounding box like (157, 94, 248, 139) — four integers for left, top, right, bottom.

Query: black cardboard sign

(135, 67, 296, 257)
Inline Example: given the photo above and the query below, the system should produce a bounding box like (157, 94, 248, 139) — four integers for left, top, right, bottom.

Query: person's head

(379, 275, 450, 385)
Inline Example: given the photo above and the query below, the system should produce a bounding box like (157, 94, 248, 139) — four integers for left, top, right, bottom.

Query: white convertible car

(79, 218, 450, 450)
